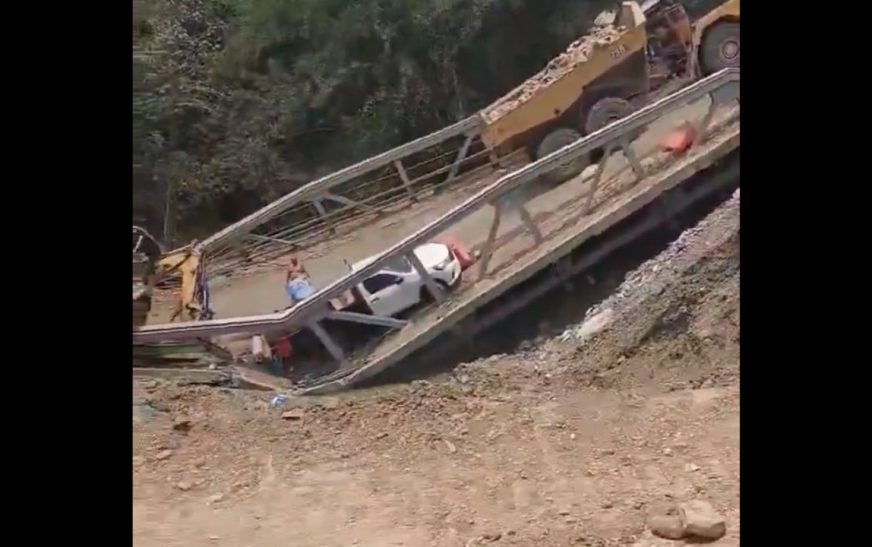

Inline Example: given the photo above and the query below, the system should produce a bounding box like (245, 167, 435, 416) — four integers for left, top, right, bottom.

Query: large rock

(647, 514, 685, 539)
(679, 500, 726, 539)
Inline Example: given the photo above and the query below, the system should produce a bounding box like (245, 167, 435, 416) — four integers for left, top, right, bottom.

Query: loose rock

(207, 493, 225, 504)
(281, 408, 305, 420)
(173, 416, 193, 432)
(176, 481, 193, 491)
(155, 449, 173, 461)
(647, 514, 685, 539)
(679, 500, 726, 539)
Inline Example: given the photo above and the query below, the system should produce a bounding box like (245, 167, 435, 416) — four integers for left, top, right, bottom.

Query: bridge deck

(301, 116, 739, 394)
(149, 101, 712, 323)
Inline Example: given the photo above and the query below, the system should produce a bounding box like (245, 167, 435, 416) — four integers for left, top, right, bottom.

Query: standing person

(285, 255, 314, 305)
(274, 334, 294, 375)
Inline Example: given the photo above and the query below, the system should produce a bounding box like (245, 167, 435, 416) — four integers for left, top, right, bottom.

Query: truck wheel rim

(720, 39, 739, 61)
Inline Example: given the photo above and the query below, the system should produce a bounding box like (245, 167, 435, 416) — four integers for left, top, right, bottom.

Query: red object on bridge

(660, 122, 698, 154)
(437, 236, 475, 271)
(275, 336, 293, 360)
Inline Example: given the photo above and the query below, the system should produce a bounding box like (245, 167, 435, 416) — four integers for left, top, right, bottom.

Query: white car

(350, 243, 462, 318)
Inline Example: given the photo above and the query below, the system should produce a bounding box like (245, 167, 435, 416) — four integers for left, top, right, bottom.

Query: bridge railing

(200, 115, 503, 279)
(135, 69, 740, 355)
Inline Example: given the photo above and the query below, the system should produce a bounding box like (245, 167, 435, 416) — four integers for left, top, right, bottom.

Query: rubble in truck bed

(481, 23, 627, 124)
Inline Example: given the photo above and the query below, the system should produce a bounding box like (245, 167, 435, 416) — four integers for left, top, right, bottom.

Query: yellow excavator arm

(156, 246, 213, 322)
(133, 227, 214, 327)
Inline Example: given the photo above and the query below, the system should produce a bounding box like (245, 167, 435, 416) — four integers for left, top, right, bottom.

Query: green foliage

(132, 0, 613, 241)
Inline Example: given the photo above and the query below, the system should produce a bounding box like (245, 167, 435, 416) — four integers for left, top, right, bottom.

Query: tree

(132, 0, 613, 241)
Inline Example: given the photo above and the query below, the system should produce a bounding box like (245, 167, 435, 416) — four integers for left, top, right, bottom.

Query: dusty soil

(133, 191, 739, 546)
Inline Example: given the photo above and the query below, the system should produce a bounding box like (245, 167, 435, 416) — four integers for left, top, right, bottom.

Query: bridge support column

(584, 144, 616, 215)
(478, 201, 504, 278)
(408, 252, 444, 302)
(307, 319, 346, 365)
(439, 133, 475, 192)
(311, 199, 336, 235)
(517, 205, 543, 246)
(394, 159, 418, 202)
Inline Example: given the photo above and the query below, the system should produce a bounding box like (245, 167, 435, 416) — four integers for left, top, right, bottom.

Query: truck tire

(420, 280, 449, 304)
(583, 97, 641, 163)
(700, 22, 739, 76)
(535, 127, 589, 188)
(584, 96, 636, 135)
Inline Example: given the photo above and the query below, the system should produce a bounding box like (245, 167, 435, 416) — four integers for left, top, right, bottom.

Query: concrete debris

(560, 308, 614, 343)
(155, 449, 174, 461)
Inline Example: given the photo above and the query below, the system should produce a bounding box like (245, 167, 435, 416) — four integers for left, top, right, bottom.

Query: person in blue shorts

(285, 256, 314, 305)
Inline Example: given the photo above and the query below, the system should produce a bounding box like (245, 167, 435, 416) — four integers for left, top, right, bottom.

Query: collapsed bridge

(134, 69, 739, 393)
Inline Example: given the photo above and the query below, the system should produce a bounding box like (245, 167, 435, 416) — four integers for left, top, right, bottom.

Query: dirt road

(133, 191, 740, 546)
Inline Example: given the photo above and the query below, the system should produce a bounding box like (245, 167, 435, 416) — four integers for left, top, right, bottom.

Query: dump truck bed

(479, 17, 648, 153)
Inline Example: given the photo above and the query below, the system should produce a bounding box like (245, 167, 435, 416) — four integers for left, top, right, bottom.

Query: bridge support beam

(325, 310, 407, 329)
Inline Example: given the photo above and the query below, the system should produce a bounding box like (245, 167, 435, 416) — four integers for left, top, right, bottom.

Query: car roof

(351, 243, 446, 273)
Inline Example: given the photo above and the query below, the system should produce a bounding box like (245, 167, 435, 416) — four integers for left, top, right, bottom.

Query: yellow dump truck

(479, 0, 739, 182)
(688, 0, 740, 77)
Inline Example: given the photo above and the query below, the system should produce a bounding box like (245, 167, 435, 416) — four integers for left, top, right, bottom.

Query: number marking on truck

(610, 44, 628, 59)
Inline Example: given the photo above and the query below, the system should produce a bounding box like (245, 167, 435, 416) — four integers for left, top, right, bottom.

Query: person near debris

(285, 255, 314, 305)
(273, 334, 294, 375)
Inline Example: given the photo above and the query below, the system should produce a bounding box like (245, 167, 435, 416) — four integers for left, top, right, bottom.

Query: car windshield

(381, 255, 413, 273)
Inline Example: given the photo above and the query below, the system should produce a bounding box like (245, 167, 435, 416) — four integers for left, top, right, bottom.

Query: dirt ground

(133, 190, 739, 546)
